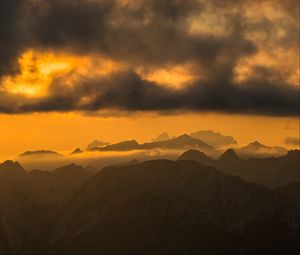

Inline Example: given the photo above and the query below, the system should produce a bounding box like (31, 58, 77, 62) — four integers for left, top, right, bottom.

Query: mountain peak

(177, 134, 191, 139)
(178, 149, 210, 160)
(53, 163, 86, 175)
(248, 141, 267, 148)
(178, 149, 214, 165)
(219, 149, 239, 162)
(70, 148, 83, 155)
(0, 160, 25, 172)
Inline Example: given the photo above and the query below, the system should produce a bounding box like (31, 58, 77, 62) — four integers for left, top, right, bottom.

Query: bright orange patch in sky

(1, 50, 126, 98)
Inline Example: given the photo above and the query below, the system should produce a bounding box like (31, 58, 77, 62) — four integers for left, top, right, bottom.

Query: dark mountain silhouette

(178, 149, 300, 189)
(111, 159, 140, 168)
(19, 150, 63, 158)
(218, 148, 240, 163)
(0, 222, 11, 255)
(94, 140, 141, 151)
(190, 130, 237, 148)
(0, 160, 27, 207)
(48, 160, 298, 255)
(142, 134, 213, 150)
(94, 134, 213, 152)
(85, 165, 99, 174)
(0, 161, 95, 254)
(28, 163, 93, 207)
(178, 149, 215, 166)
(70, 148, 83, 155)
(0, 159, 298, 254)
(237, 141, 288, 158)
(87, 140, 110, 150)
(0, 160, 25, 174)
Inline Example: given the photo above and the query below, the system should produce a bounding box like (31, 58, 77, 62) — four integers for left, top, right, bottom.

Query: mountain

(0, 161, 94, 254)
(111, 159, 140, 168)
(70, 148, 83, 155)
(48, 160, 298, 255)
(152, 132, 171, 142)
(237, 141, 288, 158)
(142, 134, 213, 150)
(0, 160, 27, 204)
(178, 149, 215, 166)
(85, 165, 98, 174)
(178, 149, 300, 189)
(190, 130, 237, 148)
(94, 140, 141, 151)
(28, 163, 93, 207)
(94, 134, 213, 152)
(218, 148, 240, 163)
(0, 160, 25, 173)
(19, 150, 63, 158)
(87, 140, 110, 150)
(0, 159, 298, 254)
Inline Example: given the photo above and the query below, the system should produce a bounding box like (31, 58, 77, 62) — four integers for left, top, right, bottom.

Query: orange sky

(0, 112, 298, 161)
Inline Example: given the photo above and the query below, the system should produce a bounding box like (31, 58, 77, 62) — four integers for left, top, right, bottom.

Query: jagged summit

(70, 148, 83, 155)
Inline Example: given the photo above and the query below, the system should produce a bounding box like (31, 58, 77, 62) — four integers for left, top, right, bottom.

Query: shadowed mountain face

(93, 134, 213, 152)
(48, 160, 298, 255)
(0, 162, 94, 254)
(178, 149, 300, 189)
(28, 163, 93, 206)
(0, 159, 298, 254)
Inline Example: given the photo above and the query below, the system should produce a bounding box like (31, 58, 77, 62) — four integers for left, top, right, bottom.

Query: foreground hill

(49, 160, 299, 255)
(0, 162, 95, 254)
(0, 159, 298, 254)
(178, 149, 300, 188)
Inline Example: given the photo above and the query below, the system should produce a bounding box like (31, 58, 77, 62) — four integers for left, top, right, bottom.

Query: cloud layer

(0, 0, 299, 116)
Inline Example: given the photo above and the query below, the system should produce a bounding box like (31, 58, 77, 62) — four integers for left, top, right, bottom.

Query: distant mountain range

(91, 134, 214, 151)
(237, 141, 288, 158)
(0, 157, 298, 254)
(17, 131, 291, 163)
(178, 149, 299, 188)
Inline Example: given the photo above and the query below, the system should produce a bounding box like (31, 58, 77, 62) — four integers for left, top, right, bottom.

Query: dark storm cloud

(0, 0, 28, 76)
(2, 69, 298, 117)
(0, 0, 299, 116)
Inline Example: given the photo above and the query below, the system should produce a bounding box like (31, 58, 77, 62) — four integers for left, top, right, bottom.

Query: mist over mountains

(14, 130, 296, 171)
